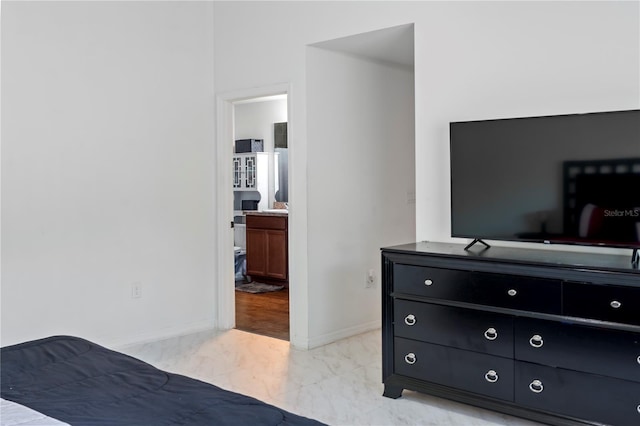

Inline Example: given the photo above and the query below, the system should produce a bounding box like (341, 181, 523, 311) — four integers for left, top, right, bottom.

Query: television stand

(464, 238, 490, 251)
(381, 241, 640, 426)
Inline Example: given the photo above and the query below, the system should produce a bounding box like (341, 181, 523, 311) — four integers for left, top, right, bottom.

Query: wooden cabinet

(246, 214, 288, 285)
(382, 242, 640, 426)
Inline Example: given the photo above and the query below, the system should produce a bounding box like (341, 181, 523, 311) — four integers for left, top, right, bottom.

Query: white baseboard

(306, 319, 381, 349)
(105, 320, 216, 351)
(106, 319, 381, 352)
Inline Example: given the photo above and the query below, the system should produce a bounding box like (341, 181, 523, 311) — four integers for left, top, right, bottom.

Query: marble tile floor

(119, 328, 543, 426)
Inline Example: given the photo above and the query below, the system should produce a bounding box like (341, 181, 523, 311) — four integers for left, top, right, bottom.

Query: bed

(0, 336, 324, 425)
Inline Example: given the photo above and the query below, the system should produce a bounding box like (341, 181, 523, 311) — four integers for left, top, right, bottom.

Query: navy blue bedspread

(1, 336, 325, 425)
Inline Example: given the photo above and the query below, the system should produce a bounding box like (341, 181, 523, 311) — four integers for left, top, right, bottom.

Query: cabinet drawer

(394, 264, 560, 313)
(515, 317, 640, 382)
(564, 281, 640, 326)
(516, 361, 640, 426)
(394, 300, 513, 357)
(394, 338, 514, 401)
(246, 215, 287, 230)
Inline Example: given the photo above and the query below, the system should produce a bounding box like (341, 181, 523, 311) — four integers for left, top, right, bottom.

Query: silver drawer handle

(529, 334, 544, 348)
(529, 379, 544, 393)
(404, 352, 416, 365)
(404, 314, 416, 326)
(424, 279, 433, 286)
(637, 404, 640, 414)
(637, 355, 640, 365)
(507, 289, 517, 297)
(610, 300, 622, 309)
(484, 327, 498, 341)
(484, 370, 499, 383)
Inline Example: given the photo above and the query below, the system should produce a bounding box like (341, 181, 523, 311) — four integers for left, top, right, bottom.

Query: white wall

(307, 48, 415, 344)
(415, 1, 640, 246)
(234, 98, 288, 151)
(213, 1, 639, 347)
(2, 1, 637, 350)
(1, 1, 216, 347)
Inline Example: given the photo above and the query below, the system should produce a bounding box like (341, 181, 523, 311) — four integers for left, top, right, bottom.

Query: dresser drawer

(394, 338, 514, 401)
(515, 317, 640, 382)
(472, 272, 561, 314)
(394, 264, 470, 297)
(516, 361, 640, 426)
(393, 264, 561, 313)
(394, 300, 513, 357)
(564, 281, 640, 326)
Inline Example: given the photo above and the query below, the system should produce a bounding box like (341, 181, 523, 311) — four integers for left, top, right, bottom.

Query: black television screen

(450, 109, 640, 249)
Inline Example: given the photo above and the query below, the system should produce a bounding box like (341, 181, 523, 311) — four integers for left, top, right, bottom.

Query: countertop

(245, 210, 288, 217)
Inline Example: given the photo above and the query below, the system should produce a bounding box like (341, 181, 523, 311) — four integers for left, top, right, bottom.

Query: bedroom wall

(306, 48, 416, 345)
(414, 1, 639, 246)
(2, 1, 637, 350)
(213, 1, 639, 348)
(1, 1, 216, 347)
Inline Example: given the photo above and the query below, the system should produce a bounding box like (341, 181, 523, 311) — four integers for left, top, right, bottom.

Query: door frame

(215, 83, 300, 342)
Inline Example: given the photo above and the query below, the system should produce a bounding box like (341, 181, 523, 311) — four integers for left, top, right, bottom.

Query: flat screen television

(450, 109, 640, 252)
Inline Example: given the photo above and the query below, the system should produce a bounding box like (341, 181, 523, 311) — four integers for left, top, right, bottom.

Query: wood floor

(235, 288, 289, 341)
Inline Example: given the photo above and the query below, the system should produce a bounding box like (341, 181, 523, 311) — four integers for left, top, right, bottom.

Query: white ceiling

(312, 23, 414, 69)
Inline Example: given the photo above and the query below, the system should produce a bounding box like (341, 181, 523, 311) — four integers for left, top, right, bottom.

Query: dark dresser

(382, 242, 640, 426)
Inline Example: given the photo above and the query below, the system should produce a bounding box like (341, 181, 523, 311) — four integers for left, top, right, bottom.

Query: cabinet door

(266, 230, 287, 280)
(232, 154, 261, 191)
(232, 156, 243, 189)
(243, 155, 257, 190)
(246, 229, 287, 281)
(246, 229, 267, 277)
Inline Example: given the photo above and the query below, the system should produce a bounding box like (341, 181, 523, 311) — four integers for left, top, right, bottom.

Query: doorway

(215, 84, 292, 342)
(232, 95, 289, 340)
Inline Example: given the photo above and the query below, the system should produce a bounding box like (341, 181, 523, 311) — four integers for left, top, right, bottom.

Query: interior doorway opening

(231, 94, 290, 341)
